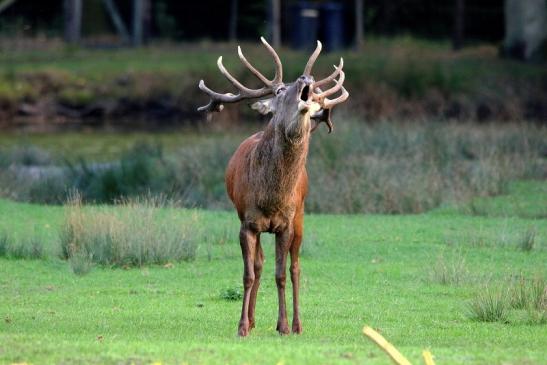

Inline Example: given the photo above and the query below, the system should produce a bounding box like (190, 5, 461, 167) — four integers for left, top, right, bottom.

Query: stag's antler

(302, 41, 349, 133)
(198, 37, 283, 113)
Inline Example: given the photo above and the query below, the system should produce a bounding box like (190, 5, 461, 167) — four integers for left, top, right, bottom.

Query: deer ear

(251, 98, 275, 115)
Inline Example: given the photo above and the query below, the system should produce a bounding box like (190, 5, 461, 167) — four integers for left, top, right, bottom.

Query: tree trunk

(354, 0, 364, 50)
(452, 0, 465, 50)
(102, 0, 130, 44)
(132, 0, 146, 46)
(229, 0, 238, 42)
(270, 0, 281, 47)
(142, 0, 151, 42)
(504, 0, 547, 61)
(0, 0, 18, 15)
(64, 0, 82, 44)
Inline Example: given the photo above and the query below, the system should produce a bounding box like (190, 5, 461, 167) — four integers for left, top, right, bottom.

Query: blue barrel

(320, 2, 345, 52)
(290, 2, 320, 51)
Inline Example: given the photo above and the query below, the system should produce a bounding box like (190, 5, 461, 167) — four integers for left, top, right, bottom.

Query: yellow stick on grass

(362, 326, 413, 365)
(422, 350, 435, 365)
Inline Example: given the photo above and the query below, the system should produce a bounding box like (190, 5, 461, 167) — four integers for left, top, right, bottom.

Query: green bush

(219, 287, 243, 301)
(68, 142, 178, 203)
(0, 145, 54, 167)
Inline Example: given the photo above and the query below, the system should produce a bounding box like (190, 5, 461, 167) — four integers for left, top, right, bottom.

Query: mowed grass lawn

(0, 181, 546, 364)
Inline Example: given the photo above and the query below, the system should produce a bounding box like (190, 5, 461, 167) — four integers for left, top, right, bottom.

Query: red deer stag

(197, 38, 348, 336)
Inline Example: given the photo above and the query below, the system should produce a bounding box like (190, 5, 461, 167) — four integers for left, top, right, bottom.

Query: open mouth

(300, 85, 310, 102)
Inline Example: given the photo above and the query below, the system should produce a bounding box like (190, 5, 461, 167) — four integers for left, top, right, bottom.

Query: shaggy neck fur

(249, 114, 311, 215)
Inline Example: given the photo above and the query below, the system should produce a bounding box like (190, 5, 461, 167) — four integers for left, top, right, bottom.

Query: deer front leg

(248, 235, 264, 330)
(238, 226, 257, 337)
(275, 229, 291, 335)
(290, 214, 304, 334)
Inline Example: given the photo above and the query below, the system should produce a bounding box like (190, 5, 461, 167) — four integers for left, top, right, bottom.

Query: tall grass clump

(467, 285, 509, 323)
(8, 236, 45, 259)
(429, 251, 469, 285)
(3, 121, 546, 214)
(468, 275, 547, 324)
(506, 275, 547, 324)
(60, 193, 199, 271)
(508, 276, 546, 316)
(445, 225, 543, 250)
(518, 227, 536, 252)
(0, 230, 46, 260)
(306, 121, 546, 214)
(0, 231, 9, 257)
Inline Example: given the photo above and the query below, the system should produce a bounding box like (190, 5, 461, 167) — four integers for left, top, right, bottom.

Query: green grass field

(0, 180, 546, 364)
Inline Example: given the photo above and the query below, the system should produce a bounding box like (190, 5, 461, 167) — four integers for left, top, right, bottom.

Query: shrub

(220, 287, 243, 301)
(60, 193, 199, 270)
(0, 145, 54, 167)
(68, 142, 179, 204)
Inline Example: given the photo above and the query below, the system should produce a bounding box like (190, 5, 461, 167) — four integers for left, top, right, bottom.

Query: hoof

(238, 320, 250, 337)
(292, 321, 302, 334)
(276, 320, 290, 335)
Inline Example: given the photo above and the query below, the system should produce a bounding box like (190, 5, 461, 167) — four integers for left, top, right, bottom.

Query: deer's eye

(276, 87, 286, 95)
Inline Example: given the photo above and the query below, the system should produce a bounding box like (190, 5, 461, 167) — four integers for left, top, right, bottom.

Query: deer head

(198, 38, 348, 135)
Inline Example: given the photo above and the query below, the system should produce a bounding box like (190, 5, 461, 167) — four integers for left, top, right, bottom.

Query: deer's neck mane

(249, 120, 310, 214)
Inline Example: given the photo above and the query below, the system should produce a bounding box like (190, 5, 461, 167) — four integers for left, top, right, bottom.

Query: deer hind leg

(248, 235, 263, 330)
(290, 213, 303, 334)
(238, 227, 257, 337)
(275, 229, 291, 335)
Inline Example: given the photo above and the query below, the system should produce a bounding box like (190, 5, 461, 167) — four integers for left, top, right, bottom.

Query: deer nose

(298, 75, 314, 86)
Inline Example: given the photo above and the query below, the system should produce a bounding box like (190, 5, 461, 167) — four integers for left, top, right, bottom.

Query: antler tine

(197, 80, 233, 112)
(237, 46, 271, 86)
(323, 81, 349, 109)
(314, 58, 343, 88)
(313, 69, 345, 99)
(260, 36, 283, 85)
(197, 76, 271, 113)
(303, 40, 322, 76)
(198, 38, 286, 113)
(217, 56, 265, 94)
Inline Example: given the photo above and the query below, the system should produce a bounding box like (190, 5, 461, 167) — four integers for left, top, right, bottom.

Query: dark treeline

(1, 0, 504, 44)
